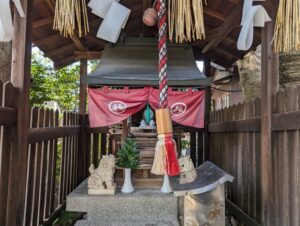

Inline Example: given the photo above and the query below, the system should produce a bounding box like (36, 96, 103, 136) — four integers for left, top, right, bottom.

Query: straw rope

(53, 0, 89, 38)
(273, 0, 300, 53)
(168, 0, 205, 43)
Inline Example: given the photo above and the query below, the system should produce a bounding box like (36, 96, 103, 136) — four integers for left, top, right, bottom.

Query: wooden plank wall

(209, 85, 300, 226)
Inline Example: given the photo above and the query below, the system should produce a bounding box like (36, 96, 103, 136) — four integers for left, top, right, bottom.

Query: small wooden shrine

(85, 38, 210, 188)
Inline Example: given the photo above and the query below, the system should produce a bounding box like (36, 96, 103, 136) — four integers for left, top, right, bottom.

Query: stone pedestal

(66, 180, 179, 226)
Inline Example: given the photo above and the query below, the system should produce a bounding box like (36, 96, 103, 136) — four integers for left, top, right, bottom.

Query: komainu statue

(88, 155, 116, 195)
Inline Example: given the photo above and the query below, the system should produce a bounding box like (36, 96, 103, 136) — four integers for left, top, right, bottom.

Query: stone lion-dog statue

(88, 155, 116, 195)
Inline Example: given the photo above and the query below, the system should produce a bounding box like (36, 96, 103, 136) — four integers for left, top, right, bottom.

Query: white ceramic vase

(161, 174, 173, 193)
(121, 168, 134, 193)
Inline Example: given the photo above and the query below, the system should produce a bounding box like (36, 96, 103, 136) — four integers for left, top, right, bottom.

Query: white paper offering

(88, 0, 120, 18)
(97, 1, 131, 43)
(0, 0, 25, 42)
(237, 0, 271, 51)
(0, 0, 14, 42)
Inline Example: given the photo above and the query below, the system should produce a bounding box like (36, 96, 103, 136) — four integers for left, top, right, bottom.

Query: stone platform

(66, 180, 179, 226)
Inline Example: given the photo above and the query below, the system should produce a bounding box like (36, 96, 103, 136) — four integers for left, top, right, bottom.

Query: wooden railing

(0, 81, 18, 226)
(0, 81, 108, 226)
(209, 85, 300, 226)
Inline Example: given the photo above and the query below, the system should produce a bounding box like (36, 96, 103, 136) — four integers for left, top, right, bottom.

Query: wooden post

(79, 60, 87, 115)
(204, 60, 211, 161)
(260, 19, 279, 225)
(78, 59, 88, 182)
(8, 0, 33, 225)
(121, 119, 128, 143)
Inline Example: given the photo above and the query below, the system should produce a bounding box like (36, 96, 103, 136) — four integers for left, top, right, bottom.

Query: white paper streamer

(88, 0, 119, 18)
(97, 1, 131, 43)
(237, 0, 271, 51)
(0, 0, 25, 42)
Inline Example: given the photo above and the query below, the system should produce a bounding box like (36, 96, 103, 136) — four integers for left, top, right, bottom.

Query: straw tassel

(151, 134, 180, 176)
(168, 0, 205, 43)
(151, 135, 167, 175)
(53, 0, 89, 38)
(273, 0, 300, 53)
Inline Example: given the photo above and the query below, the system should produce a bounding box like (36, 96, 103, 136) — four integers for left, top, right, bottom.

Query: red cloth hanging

(88, 87, 149, 127)
(88, 87, 205, 128)
(149, 88, 205, 128)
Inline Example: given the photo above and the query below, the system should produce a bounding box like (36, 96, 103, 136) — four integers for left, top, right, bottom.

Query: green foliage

(116, 138, 140, 169)
(181, 139, 191, 150)
(52, 211, 76, 226)
(88, 59, 100, 72)
(30, 48, 80, 111)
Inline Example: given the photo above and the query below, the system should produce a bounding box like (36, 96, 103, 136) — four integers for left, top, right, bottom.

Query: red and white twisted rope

(157, 0, 168, 109)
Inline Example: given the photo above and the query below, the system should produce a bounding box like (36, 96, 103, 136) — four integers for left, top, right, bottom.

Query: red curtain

(148, 88, 205, 128)
(88, 87, 148, 127)
(88, 87, 205, 128)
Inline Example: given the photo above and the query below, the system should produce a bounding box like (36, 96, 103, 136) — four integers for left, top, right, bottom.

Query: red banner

(88, 87, 205, 128)
(148, 88, 205, 128)
(88, 87, 148, 127)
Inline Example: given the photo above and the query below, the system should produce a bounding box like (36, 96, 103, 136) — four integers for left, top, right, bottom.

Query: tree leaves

(30, 48, 80, 111)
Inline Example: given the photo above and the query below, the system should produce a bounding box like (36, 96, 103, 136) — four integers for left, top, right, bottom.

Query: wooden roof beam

(34, 33, 62, 45)
(70, 35, 87, 51)
(229, 0, 240, 4)
(74, 51, 103, 60)
(54, 55, 76, 70)
(33, 16, 53, 29)
(44, 43, 75, 58)
(201, 2, 243, 54)
(204, 8, 226, 21)
(85, 34, 107, 47)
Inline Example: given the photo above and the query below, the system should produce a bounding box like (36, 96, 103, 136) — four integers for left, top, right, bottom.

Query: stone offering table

(66, 180, 179, 226)
(66, 161, 233, 226)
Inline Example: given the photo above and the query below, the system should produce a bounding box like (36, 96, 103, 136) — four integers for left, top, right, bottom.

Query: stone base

(67, 180, 179, 225)
(75, 220, 179, 226)
(88, 184, 116, 195)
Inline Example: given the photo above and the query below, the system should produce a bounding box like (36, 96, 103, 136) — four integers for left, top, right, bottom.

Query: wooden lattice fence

(0, 81, 108, 226)
(209, 85, 300, 226)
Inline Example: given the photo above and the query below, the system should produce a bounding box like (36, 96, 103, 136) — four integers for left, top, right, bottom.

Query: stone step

(67, 180, 178, 222)
(75, 220, 179, 226)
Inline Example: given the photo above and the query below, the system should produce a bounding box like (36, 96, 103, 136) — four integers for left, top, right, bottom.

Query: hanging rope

(157, 0, 168, 109)
(152, 0, 180, 179)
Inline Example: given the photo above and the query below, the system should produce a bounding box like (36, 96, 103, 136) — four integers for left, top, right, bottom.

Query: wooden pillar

(8, 0, 33, 225)
(204, 60, 211, 161)
(190, 132, 196, 166)
(260, 19, 279, 225)
(121, 119, 128, 143)
(78, 59, 88, 181)
(79, 59, 87, 115)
